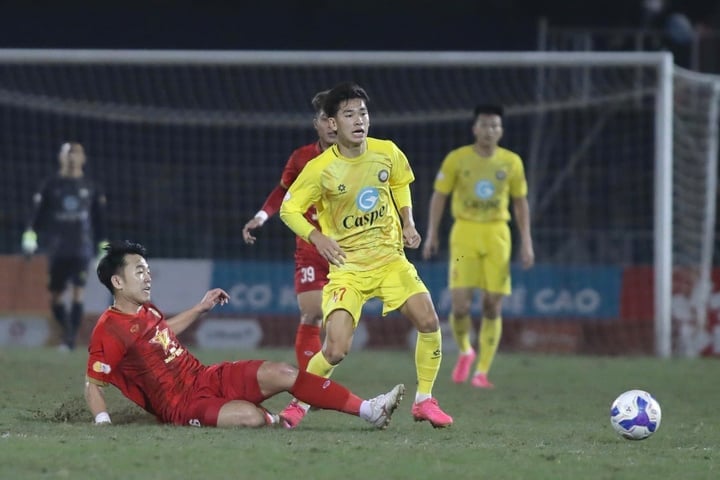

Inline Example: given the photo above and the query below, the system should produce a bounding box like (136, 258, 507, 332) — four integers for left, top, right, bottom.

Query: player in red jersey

(84, 240, 405, 428)
(242, 90, 336, 371)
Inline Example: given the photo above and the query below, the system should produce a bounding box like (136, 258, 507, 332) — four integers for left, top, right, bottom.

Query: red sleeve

(259, 148, 303, 218)
(259, 184, 288, 218)
(86, 318, 128, 385)
(280, 150, 303, 187)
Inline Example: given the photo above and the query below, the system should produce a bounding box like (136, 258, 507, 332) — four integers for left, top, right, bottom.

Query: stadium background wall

(2, 256, 719, 356)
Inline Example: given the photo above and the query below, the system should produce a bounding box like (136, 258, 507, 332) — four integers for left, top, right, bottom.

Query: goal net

(671, 67, 720, 357)
(0, 50, 716, 356)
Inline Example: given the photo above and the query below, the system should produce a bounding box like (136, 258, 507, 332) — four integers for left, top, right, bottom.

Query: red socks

(295, 324, 322, 371)
(290, 370, 362, 415)
(292, 325, 360, 414)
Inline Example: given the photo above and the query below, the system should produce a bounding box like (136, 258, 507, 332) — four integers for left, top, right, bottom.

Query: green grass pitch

(0, 347, 717, 480)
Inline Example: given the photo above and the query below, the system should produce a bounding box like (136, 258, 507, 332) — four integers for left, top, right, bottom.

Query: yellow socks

(449, 313, 473, 353)
(476, 317, 502, 374)
(415, 329, 442, 396)
(306, 351, 335, 378)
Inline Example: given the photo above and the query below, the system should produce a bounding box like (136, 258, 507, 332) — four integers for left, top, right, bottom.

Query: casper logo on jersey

(342, 187, 387, 229)
(475, 180, 495, 199)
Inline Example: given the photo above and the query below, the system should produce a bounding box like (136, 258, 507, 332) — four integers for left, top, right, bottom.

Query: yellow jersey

(433, 145, 527, 223)
(280, 137, 415, 271)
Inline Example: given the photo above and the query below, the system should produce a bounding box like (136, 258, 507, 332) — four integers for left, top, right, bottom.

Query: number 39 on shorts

(300, 266, 315, 283)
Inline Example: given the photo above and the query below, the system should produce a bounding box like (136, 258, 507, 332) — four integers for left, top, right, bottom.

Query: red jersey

(278, 143, 323, 259)
(262, 142, 327, 261)
(86, 304, 206, 424)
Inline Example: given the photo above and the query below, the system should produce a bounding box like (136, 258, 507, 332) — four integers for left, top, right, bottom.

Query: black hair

(323, 82, 370, 118)
(311, 90, 330, 115)
(473, 104, 504, 119)
(96, 240, 148, 294)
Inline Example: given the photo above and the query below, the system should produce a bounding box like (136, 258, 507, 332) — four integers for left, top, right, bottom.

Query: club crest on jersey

(475, 180, 495, 199)
(92, 361, 111, 374)
(495, 170, 507, 180)
(62, 196, 80, 211)
(378, 169, 389, 182)
(150, 326, 184, 364)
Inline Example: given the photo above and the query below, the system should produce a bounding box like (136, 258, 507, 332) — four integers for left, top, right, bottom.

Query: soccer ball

(610, 389, 662, 440)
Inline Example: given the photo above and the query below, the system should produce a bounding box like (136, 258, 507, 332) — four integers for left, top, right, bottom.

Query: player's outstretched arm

(166, 288, 229, 335)
(243, 183, 289, 244)
(84, 379, 111, 425)
(422, 191, 448, 260)
(512, 196, 535, 269)
(242, 216, 265, 245)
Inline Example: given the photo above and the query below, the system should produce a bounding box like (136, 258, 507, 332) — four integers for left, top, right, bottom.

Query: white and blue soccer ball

(610, 389, 662, 440)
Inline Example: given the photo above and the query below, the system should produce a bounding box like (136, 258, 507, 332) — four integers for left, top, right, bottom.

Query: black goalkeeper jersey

(29, 175, 106, 259)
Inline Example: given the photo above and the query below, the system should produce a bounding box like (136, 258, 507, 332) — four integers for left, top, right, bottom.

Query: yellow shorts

(322, 257, 429, 326)
(449, 220, 511, 294)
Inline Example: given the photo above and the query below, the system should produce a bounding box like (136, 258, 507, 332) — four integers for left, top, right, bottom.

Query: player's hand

(242, 216, 264, 245)
(94, 412, 112, 425)
(309, 231, 346, 266)
(95, 239, 110, 269)
(520, 242, 535, 269)
(21, 229, 38, 256)
(402, 225, 422, 249)
(421, 232, 439, 259)
(198, 288, 230, 312)
(97, 240, 110, 256)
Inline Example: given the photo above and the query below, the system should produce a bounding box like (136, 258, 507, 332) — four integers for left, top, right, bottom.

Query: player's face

(472, 114, 503, 149)
(329, 98, 369, 147)
(59, 146, 86, 177)
(313, 111, 337, 147)
(114, 254, 152, 305)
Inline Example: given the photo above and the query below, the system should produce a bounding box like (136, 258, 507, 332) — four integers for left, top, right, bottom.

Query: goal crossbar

(0, 49, 676, 357)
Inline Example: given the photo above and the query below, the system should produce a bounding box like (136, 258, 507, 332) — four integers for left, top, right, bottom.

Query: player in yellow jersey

(279, 82, 452, 428)
(422, 104, 535, 388)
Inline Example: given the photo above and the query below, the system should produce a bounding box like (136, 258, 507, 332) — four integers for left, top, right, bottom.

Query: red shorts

(294, 251, 329, 294)
(176, 360, 265, 427)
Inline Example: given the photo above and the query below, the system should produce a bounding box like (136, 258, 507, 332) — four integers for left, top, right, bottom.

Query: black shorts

(48, 257, 90, 292)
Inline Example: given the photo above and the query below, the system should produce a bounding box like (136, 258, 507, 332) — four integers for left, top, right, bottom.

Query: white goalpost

(2, 49, 715, 357)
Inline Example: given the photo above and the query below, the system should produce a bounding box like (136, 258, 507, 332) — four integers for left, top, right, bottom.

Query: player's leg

(67, 256, 90, 350)
(448, 220, 483, 382)
(221, 360, 404, 429)
(294, 257, 327, 369)
(382, 259, 452, 428)
(399, 293, 453, 428)
(281, 279, 364, 428)
(449, 288, 477, 383)
(48, 257, 71, 350)
(309, 278, 365, 374)
(295, 288, 324, 371)
(283, 309, 355, 426)
(472, 292, 504, 389)
(472, 222, 511, 389)
(216, 400, 277, 428)
(184, 393, 277, 428)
